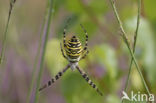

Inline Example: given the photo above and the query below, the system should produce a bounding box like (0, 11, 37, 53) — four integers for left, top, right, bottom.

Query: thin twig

(26, 2, 49, 103)
(124, 0, 141, 92)
(121, 0, 141, 102)
(109, 0, 151, 97)
(34, 0, 53, 103)
(0, 0, 16, 64)
(0, 0, 16, 90)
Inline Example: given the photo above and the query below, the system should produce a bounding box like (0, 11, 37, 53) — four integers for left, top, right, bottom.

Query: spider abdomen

(65, 36, 82, 62)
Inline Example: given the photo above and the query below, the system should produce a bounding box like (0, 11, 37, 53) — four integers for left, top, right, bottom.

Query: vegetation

(0, 0, 156, 103)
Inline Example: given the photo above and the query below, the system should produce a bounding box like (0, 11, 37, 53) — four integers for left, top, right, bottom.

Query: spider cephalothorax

(39, 20, 103, 96)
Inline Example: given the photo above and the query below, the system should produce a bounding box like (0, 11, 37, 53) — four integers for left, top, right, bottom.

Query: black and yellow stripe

(39, 64, 70, 91)
(65, 36, 82, 61)
(76, 66, 103, 96)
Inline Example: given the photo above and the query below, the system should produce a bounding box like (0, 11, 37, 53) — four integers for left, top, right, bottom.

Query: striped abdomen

(65, 36, 82, 62)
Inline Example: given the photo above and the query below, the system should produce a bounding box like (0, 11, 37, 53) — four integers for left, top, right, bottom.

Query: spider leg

(76, 66, 103, 96)
(39, 64, 70, 91)
(63, 18, 71, 48)
(60, 43, 67, 59)
(80, 49, 89, 60)
(63, 28, 66, 47)
(80, 24, 88, 51)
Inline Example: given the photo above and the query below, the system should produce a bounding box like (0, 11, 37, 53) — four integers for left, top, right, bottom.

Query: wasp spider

(39, 20, 103, 96)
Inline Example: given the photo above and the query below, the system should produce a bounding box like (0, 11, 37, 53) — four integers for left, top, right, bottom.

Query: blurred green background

(0, 0, 156, 103)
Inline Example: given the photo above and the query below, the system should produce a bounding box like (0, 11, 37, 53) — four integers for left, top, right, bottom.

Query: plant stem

(0, 0, 16, 64)
(34, 0, 53, 103)
(109, 0, 151, 97)
(124, 0, 141, 92)
(26, 2, 49, 103)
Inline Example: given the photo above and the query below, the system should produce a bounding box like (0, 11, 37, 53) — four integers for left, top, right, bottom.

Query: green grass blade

(26, 2, 49, 103)
(0, 0, 16, 64)
(109, 0, 151, 100)
(34, 0, 54, 103)
(124, 0, 141, 93)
